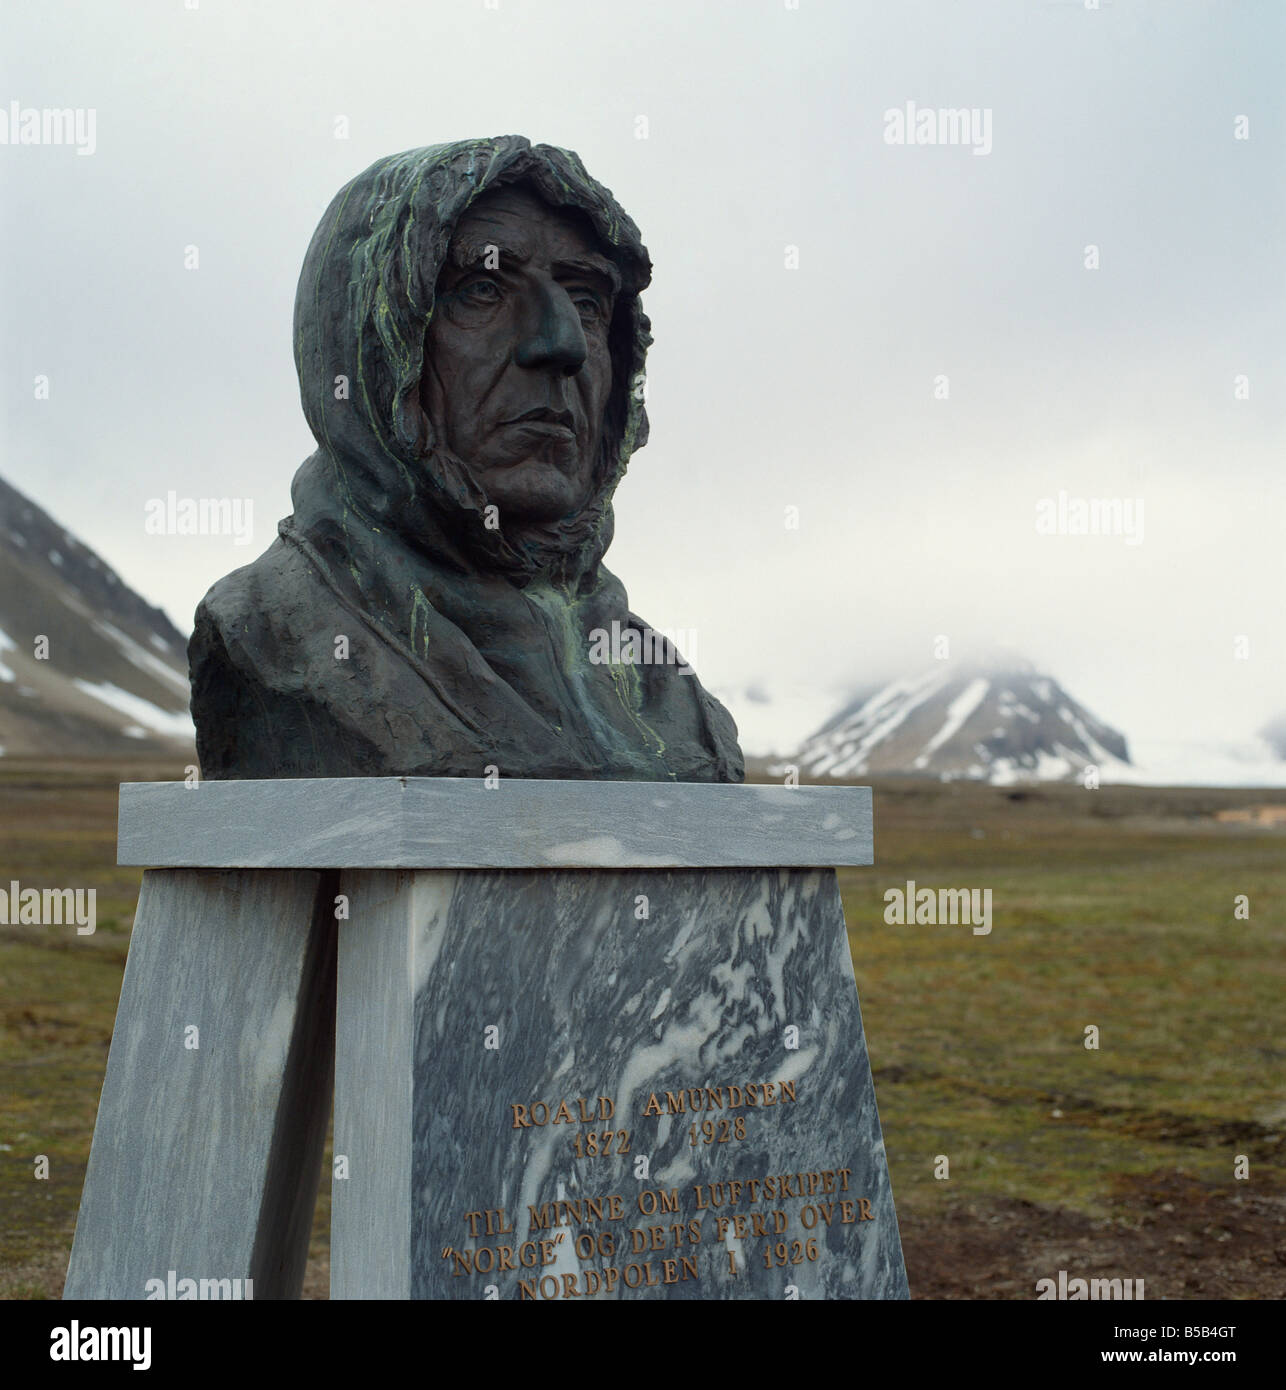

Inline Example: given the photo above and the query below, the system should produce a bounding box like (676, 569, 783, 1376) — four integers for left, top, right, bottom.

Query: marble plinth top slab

(117, 778, 873, 869)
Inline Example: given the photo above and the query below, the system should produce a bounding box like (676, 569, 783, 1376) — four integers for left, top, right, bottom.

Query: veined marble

(333, 866, 908, 1300)
(117, 778, 872, 870)
(64, 868, 335, 1299)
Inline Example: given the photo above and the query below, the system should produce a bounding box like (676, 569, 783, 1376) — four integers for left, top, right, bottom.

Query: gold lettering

(779, 1080, 796, 1103)
(511, 1104, 531, 1128)
(641, 1092, 663, 1117)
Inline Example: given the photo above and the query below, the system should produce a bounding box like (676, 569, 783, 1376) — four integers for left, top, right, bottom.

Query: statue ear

(393, 389, 431, 458)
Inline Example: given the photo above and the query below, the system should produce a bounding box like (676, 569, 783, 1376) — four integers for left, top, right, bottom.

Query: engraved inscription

(432, 1076, 878, 1298)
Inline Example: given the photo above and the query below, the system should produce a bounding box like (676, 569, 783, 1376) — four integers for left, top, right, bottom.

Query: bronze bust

(189, 136, 742, 782)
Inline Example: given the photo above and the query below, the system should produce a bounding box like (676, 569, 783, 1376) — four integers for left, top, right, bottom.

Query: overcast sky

(2, 0, 1282, 759)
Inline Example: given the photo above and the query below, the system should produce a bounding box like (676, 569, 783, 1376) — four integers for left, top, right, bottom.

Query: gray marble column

(64, 867, 336, 1300)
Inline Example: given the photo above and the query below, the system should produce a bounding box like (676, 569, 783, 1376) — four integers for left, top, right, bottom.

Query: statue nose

(514, 282, 587, 377)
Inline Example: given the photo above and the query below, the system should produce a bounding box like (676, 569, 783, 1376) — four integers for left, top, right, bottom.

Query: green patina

(408, 588, 434, 660)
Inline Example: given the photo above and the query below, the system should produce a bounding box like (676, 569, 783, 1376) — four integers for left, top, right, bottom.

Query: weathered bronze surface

(190, 136, 743, 781)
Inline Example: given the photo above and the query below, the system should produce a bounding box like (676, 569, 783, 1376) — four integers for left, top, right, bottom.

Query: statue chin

(471, 457, 595, 525)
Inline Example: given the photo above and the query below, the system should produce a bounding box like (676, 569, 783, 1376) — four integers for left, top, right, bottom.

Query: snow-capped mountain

(785, 660, 1131, 784)
(0, 474, 195, 758)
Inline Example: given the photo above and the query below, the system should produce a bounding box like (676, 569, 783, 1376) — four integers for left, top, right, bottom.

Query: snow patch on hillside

(914, 676, 988, 767)
(71, 680, 194, 740)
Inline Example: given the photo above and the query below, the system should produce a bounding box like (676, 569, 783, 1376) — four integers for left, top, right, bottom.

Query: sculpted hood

(190, 135, 743, 783)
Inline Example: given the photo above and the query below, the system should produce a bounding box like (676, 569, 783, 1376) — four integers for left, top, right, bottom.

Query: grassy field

(0, 759, 1282, 1298)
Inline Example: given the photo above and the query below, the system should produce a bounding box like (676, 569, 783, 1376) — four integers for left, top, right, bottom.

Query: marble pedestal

(67, 778, 907, 1301)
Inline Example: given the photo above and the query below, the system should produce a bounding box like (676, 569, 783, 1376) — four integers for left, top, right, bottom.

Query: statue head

(290, 136, 652, 585)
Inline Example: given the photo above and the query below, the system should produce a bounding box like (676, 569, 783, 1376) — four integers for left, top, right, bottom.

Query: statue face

(422, 184, 619, 525)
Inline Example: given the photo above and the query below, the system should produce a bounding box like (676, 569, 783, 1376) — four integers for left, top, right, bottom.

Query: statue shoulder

(189, 535, 331, 675)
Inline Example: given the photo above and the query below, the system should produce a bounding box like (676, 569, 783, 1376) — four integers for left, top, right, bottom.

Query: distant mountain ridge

(785, 659, 1130, 784)
(1260, 716, 1286, 761)
(0, 474, 194, 758)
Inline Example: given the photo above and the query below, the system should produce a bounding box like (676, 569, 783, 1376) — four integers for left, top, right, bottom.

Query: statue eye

(573, 292, 607, 325)
(458, 276, 502, 305)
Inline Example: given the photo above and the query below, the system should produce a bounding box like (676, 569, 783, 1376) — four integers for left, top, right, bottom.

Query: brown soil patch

(900, 1171, 1286, 1300)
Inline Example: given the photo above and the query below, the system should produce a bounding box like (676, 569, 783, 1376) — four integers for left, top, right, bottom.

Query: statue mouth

(506, 406, 576, 432)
